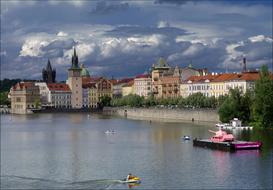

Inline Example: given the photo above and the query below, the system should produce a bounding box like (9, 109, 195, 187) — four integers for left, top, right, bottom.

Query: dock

(193, 139, 262, 151)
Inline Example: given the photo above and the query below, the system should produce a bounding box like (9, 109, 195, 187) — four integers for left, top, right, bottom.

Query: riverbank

(103, 107, 219, 123)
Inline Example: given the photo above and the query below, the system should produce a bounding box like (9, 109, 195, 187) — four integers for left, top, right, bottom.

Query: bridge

(0, 107, 11, 114)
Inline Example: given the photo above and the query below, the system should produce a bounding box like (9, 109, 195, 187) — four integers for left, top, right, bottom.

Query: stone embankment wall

(103, 107, 219, 123)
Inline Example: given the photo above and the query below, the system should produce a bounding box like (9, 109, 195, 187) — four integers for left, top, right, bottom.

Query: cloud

(248, 35, 273, 43)
(56, 31, 68, 37)
(90, 1, 129, 14)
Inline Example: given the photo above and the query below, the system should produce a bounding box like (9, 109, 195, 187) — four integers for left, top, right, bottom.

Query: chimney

(243, 57, 247, 72)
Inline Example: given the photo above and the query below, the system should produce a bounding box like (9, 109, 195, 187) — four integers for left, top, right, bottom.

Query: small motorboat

(105, 130, 116, 134)
(182, 135, 191, 140)
(120, 176, 141, 184)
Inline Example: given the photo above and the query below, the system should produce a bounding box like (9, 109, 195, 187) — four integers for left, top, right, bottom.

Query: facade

(42, 59, 56, 83)
(181, 74, 218, 97)
(47, 83, 71, 108)
(151, 58, 208, 99)
(159, 76, 180, 99)
(10, 82, 40, 114)
(180, 72, 264, 98)
(67, 48, 83, 108)
(134, 74, 152, 97)
(35, 82, 50, 105)
(89, 77, 113, 108)
(81, 64, 91, 108)
(122, 80, 134, 97)
(113, 78, 134, 98)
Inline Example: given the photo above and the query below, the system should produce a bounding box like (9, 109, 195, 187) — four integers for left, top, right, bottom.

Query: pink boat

(209, 129, 234, 142)
(193, 129, 262, 151)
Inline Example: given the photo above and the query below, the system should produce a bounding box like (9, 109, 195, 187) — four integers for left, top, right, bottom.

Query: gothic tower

(42, 59, 56, 83)
(67, 48, 82, 108)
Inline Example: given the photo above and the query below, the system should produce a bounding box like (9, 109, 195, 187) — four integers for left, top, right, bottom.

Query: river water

(1, 113, 272, 189)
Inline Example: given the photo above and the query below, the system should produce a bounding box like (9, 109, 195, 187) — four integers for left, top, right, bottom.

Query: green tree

(252, 65, 273, 128)
(218, 88, 252, 124)
(99, 95, 112, 108)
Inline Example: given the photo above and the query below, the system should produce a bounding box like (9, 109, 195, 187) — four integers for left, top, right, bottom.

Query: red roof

(135, 74, 150, 79)
(47, 83, 71, 91)
(12, 82, 35, 90)
(240, 72, 260, 81)
(185, 74, 218, 83)
(115, 78, 134, 85)
(212, 73, 239, 82)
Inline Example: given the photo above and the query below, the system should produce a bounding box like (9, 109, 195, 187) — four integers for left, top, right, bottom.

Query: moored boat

(193, 128, 262, 151)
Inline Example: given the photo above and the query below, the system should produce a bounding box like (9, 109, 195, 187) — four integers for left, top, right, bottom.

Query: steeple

(46, 59, 52, 71)
(42, 59, 56, 83)
(71, 47, 79, 69)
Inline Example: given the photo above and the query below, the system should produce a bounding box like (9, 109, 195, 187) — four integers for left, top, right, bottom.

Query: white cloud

(57, 31, 68, 37)
(248, 35, 273, 43)
(157, 21, 170, 28)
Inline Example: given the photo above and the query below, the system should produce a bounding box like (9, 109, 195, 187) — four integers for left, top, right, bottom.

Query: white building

(134, 74, 152, 97)
(35, 82, 50, 105)
(47, 83, 71, 108)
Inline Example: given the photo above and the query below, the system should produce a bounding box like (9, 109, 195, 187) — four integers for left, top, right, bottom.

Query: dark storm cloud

(1, 0, 272, 79)
(90, 1, 130, 14)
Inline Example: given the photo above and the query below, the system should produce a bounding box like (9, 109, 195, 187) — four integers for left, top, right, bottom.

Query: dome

(80, 64, 90, 77)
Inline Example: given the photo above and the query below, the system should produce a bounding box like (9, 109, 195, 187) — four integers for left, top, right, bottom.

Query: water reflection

(1, 114, 272, 189)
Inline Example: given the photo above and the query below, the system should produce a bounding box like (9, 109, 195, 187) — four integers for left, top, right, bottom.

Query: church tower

(42, 59, 56, 83)
(67, 48, 82, 108)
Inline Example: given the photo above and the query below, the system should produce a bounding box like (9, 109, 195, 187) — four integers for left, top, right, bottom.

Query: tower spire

(71, 47, 79, 69)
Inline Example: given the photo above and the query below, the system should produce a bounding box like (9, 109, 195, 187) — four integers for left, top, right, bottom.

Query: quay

(193, 139, 262, 151)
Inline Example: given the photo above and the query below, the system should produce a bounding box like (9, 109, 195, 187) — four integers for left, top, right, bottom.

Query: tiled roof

(135, 74, 150, 78)
(185, 74, 218, 83)
(115, 78, 134, 85)
(47, 83, 71, 91)
(12, 82, 35, 90)
(212, 73, 239, 82)
(240, 72, 260, 81)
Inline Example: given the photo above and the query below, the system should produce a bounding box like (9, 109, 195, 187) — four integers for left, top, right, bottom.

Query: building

(35, 82, 50, 105)
(42, 59, 56, 83)
(122, 80, 134, 97)
(151, 58, 171, 99)
(35, 82, 72, 108)
(46, 83, 71, 108)
(151, 58, 208, 99)
(134, 74, 152, 97)
(89, 77, 113, 108)
(158, 76, 180, 99)
(67, 48, 82, 108)
(10, 82, 40, 114)
(80, 64, 91, 108)
(210, 73, 238, 97)
(180, 74, 218, 97)
(113, 78, 134, 98)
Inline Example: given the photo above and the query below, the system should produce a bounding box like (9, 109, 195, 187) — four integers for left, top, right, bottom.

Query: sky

(1, 0, 272, 80)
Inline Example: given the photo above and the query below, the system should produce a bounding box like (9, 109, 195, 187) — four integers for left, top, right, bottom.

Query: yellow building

(210, 74, 238, 97)
(10, 82, 40, 114)
(122, 80, 134, 96)
(88, 77, 113, 108)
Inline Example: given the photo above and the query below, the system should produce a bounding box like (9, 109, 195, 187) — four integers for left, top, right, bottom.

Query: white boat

(215, 118, 253, 130)
(182, 135, 191, 140)
(105, 130, 116, 134)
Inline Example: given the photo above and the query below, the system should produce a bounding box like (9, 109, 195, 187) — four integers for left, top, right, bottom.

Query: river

(1, 113, 272, 189)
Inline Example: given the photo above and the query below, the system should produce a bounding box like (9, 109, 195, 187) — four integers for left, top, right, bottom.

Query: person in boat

(126, 173, 133, 181)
